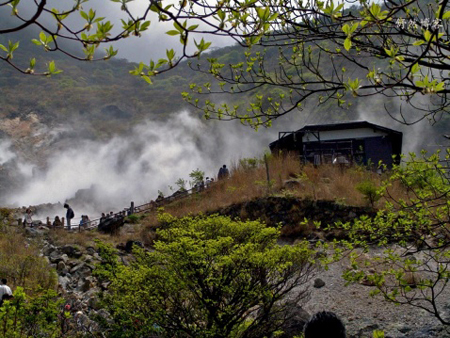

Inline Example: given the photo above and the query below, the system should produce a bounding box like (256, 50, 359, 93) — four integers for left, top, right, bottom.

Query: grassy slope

(47, 154, 405, 248)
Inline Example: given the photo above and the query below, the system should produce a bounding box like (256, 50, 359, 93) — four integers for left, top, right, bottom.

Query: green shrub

(97, 214, 317, 338)
(126, 214, 140, 224)
(356, 180, 380, 206)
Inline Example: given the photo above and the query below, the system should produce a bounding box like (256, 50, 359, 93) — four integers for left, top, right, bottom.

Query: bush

(97, 214, 317, 338)
(125, 214, 140, 224)
(355, 180, 380, 207)
(0, 230, 57, 294)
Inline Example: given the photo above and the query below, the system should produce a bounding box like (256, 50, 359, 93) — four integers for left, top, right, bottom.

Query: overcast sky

(3, 0, 236, 62)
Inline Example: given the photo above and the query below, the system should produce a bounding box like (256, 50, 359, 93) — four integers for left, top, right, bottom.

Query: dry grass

(50, 154, 409, 247)
(144, 155, 390, 218)
(47, 226, 139, 248)
(0, 226, 57, 295)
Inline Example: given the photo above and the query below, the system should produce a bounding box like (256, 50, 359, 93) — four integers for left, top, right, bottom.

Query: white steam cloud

(9, 111, 276, 220)
(0, 139, 15, 164)
(356, 95, 446, 155)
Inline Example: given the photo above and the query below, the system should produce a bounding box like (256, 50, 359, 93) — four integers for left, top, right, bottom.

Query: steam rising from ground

(0, 140, 15, 164)
(8, 111, 275, 220)
(356, 96, 448, 155)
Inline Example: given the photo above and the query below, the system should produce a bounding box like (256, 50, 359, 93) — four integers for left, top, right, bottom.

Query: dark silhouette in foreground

(303, 311, 346, 338)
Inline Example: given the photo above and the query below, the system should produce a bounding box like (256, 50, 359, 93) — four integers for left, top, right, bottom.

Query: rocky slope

(20, 196, 449, 338)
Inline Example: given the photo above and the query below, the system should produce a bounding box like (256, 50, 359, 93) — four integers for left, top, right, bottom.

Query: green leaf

(80, 11, 88, 20)
(166, 30, 180, 36)
(0, 44, 8, 52)
(344, 38, 352, 51)
(140, 21, 151, 31)
(435, 82, 445, 92)
(39, 31, 46, 42)
(342, 24, 350, 35)
(142, 75, 153, 84)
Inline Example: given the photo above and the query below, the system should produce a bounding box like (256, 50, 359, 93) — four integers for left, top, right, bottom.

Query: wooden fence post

(264, 153, 270, 194)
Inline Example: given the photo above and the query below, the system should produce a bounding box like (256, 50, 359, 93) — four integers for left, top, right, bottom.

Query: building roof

(296, 120, 402, 135)
(269, 120, 403, 149)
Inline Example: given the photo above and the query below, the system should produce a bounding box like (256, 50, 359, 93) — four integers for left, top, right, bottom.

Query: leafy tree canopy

(95, 213, 316, 338)
(331, 149, 450, 326)
(2, 0, 449, 128)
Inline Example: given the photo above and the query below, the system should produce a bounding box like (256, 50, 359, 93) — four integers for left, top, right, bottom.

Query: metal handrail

(26, 182, 214, 232)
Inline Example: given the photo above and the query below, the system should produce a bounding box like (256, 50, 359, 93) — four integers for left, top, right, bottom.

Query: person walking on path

(0, 279, 13, 306)
(24, 208, 33, 227)
(218, 164, 229, 180)
(64, 203, 75, 230)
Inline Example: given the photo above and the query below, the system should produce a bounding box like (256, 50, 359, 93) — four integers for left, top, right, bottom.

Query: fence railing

(19, 183, 213, 232)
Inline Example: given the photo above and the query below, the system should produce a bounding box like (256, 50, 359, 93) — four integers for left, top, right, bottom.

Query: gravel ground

(301, 248, 450, 338)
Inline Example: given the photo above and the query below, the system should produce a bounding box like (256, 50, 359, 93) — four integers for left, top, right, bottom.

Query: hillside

(1, 152, 449, 337)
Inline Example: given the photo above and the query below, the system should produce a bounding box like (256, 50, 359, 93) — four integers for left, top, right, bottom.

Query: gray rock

(49, 251, 68, 264)
(61, 245, 83, 259)
(24, 227, 39, 237)
(58, 275, 71, 290)
(57, 261, 66, 271)
(97, 309, 114, 324)
(43, 244, 56, 256)
(77, 277, 93, 292)
(313, 278, 326, 288)
(71, 263, 92, 278)
(278, 303, 311, 338)
(86, 246, 96, 255)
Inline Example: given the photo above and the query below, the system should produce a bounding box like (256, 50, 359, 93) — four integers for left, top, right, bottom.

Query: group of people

(193, 164, 229, 192)
(52, 204, 76, 229)
(22, 164, 232, 230)
(217, 164, 229, 180)
(100, 211, 118, 223)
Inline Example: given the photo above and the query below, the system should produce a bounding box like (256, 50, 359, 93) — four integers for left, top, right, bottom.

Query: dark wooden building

(269, 121, 403, 167)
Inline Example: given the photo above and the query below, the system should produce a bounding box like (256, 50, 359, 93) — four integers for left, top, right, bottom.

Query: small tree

(189, 168, 205, 187)
(174, 178, 187, 191)
(97, 214, 316, 338)
(335, 150, 450, 325)
(355, 179, 381, 207)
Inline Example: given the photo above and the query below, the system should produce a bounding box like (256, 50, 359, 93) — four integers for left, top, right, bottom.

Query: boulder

(96, 309, 114, 325)
(70, 263, 92, 278)
(125, 240, 144, 253)
(278, 303, 311, 338)
(77, 277, 94, 292)
(98, 216, 124, 234)
(61, 245, 83, 259)
(58, 275, 71, 290)
(284, 180, 304, 190)
(313, 278, 326, 288)
(43, 244, 56, 257)
(86, 246, 96, 255)
(49, 251, 68, 264)
(57, 261, 66, 272)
